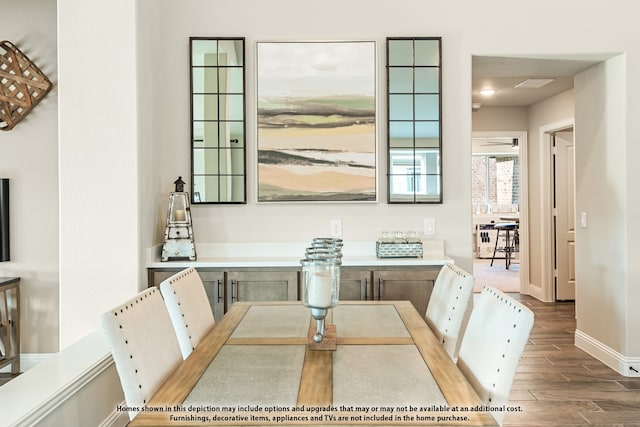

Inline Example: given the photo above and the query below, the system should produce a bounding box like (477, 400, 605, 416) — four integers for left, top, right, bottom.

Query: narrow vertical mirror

(387, 37, 442, 203)
(191, 37, 246, 203)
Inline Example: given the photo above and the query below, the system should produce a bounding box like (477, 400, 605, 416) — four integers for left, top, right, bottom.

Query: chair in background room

(160, 267, 216, 359)
(425, 262, 474, 360)
(456, 286, 534, 426)
(490, 222, 519, 270)
(101, 287, 182, 421)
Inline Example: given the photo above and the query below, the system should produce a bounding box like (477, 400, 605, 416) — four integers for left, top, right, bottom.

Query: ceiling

(472, 56, 606, 108)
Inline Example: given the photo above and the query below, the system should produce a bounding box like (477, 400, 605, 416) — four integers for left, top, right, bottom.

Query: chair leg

(490, 228, 500, 267)
(504, 230, 511, 270)
(0, 289, 10, 360)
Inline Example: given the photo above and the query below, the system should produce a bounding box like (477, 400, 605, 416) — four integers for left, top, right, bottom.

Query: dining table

(128, 301, 497, 426)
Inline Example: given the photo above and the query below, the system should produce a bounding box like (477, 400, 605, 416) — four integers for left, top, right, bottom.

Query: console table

(147, 241, 453, 318)
(0, 277, 20, 374)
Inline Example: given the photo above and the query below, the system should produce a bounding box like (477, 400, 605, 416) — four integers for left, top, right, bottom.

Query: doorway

(549, 127, 576, 300)
(471, 131, 528, 294)
(471, 54, 614, 300)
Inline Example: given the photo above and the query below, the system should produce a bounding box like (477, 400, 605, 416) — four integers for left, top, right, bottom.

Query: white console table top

(147, 240, 453, 268)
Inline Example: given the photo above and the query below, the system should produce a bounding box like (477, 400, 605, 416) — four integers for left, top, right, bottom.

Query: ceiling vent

(515, 78, 555, 89)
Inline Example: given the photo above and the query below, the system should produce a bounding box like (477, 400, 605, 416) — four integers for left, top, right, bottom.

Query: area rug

(472, 258, 520, 293)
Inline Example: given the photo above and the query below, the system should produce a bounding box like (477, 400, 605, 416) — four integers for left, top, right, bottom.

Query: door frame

(472, 130, 529, 294)
(538, 118, 574, 302)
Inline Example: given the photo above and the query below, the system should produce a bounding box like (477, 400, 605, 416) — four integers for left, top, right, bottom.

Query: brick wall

(472, 155, 519, 211)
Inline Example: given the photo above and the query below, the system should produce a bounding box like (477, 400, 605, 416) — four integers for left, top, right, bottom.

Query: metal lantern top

(174, 176, 186, 192)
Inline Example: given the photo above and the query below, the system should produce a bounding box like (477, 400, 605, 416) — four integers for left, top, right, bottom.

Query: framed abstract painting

(256, 41, 377, 202)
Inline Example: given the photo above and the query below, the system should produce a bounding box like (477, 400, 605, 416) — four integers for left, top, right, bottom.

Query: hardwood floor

(505, 294, 640, 427)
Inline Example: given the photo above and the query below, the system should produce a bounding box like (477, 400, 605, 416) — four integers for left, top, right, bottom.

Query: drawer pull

(231, 280, 237, 302)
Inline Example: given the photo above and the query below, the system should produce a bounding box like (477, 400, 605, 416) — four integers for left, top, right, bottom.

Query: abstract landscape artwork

(256, 41, 376, 202)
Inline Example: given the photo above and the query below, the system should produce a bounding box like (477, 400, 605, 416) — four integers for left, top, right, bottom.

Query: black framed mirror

(190, 37, 246, 204)
(386, 37, 442, 203)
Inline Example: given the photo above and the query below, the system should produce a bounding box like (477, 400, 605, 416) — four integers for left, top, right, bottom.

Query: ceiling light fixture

(480, 89, 497, 96)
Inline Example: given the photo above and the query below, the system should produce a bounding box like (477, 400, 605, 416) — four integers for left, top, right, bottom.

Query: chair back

(457, 286, 534, 426)
(425, 262, 474, 359)
(160, 267, 216, 359)
(101, 287, 182, 420)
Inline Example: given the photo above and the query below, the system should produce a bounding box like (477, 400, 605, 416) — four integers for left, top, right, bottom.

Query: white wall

(575, 57, 627, 353)
(0, 0, 59, 353)
(57, 0, 141, 349)
(472, 107, 528, 132)
(139, 0, 482, 272)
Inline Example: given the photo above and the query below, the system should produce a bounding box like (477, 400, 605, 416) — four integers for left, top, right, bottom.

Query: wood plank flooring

(505, 294, 640, 427)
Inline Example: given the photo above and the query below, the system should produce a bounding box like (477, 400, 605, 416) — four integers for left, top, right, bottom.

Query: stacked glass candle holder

(300, 238, 343, 343)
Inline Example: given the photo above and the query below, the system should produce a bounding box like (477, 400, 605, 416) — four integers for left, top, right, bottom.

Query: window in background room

(472, 154, 519, 213)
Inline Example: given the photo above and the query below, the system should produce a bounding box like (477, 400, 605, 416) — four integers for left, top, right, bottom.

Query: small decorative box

(376, 240, 423, 258)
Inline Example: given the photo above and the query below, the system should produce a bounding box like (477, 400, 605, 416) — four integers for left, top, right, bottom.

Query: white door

(553, 130, 576, 300)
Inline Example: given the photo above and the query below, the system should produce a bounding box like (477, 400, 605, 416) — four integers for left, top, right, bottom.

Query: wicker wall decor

(0, 40, 53, 131)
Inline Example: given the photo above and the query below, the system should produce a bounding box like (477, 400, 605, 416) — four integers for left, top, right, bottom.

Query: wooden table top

(129, 301, 496, 426)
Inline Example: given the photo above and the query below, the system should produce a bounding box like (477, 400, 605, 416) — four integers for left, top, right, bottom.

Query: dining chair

(101, 287, 182, 421)
(160, 267, 216, 359)
(424, 262, 474, 360)
(456, 286, 534, 426)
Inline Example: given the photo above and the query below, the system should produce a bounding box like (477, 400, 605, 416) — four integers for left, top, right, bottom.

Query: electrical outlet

(424, 218, 436, 236)
(330, 219, 343, 237)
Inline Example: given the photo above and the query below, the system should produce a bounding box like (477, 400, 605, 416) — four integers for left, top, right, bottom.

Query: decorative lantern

(300, 238, 342, 348)
(161, 177, 196, 261)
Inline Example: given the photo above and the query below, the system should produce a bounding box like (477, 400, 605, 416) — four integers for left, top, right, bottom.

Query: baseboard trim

(575, 329, 640, 377)
(99, 400, 129, 427)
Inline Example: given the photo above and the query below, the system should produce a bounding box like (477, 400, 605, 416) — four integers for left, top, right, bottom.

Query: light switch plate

(330, 219, 343, 237)
(580, 212, 588, 228)
(424, 218, 436, 236)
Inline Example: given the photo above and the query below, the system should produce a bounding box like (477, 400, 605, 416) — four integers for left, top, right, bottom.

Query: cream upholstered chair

(456, 286, 534, 426)
(425, 262, 474, 360)
(101, 287, 182, 421)
(160, 267, 216, 359)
